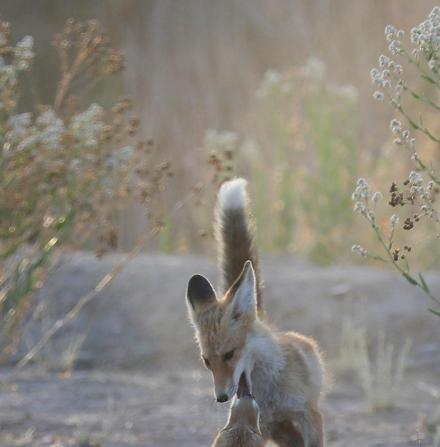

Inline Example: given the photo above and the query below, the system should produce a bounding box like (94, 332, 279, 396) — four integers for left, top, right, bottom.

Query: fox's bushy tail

(215, 178, 262, 310)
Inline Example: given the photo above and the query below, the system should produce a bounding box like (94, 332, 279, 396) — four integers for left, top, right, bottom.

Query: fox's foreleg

(270, 404, 324, 447)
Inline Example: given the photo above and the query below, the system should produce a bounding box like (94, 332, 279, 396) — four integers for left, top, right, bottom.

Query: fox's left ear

(225, 260, 257, 320)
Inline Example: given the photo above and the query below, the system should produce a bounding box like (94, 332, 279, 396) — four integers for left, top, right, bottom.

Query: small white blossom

(390, 119, 402, 134)
(372, 192, 383, 203)
(393, 64, 403, 75)
(14, 36, 34, 71)
(352, 244, 368, 257)
(390, 214, 400, 226)
(409, 170, 423, 186)
(373, 91, 384, 101)
(388, 40, 403, 55)
(353, 201, 366, 214)
(69, 103, 105, 149)
(378, 54, 390, 67)
(36, 109, 64, 150)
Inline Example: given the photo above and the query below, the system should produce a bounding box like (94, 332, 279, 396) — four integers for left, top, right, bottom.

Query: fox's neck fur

(246, 320, 285, 401)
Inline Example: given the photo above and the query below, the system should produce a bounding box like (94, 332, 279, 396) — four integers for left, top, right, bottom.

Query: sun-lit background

(1, 2, 439, 446)
(2, 0, 439, 261)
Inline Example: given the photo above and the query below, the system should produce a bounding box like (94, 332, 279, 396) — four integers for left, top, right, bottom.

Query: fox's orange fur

(186, 178, 325, 447)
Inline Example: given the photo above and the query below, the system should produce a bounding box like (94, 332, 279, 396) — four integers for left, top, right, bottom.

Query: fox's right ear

(186, 274, 217, 320)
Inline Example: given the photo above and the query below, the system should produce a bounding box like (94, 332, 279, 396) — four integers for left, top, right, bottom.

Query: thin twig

(0, 188, 198, 384)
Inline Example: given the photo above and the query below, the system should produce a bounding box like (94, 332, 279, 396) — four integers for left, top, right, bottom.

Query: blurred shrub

(334, 319, 411, 412)
(201, 58, 359, 263)
(352, 7, 440, 315)
(356, 332, 411, 412)
(0, 19, 171, 359)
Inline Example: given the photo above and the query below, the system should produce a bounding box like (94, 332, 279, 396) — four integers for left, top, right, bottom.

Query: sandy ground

(1, 253, 439, 447)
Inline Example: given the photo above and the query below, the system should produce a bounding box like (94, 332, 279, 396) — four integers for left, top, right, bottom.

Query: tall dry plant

(0, 19, 171, 359)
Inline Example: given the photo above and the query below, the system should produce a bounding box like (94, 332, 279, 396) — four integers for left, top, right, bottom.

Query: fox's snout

(214, 377, 235, 403)
(215, 369, 250, 403)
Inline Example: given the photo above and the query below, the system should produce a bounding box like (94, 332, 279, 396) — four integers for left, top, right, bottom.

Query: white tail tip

(218, 178, 248, 210)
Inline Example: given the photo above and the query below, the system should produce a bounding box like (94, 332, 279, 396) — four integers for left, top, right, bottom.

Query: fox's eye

(202, 356, 210, 368)
(223, 349, 235, 361)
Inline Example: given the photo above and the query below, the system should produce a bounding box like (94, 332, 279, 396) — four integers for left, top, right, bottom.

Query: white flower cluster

(352, 177, 370, 201)
(408, 170, 423, 190)
(256, 69, 292, 99)
(35, 109, 65, 150)
(69, 103, 105, 149)
(389, 118, 415, 148)
(204, 129, 238, 152)
(371, 8, 440, 104)
(7, 113, 32, 139)
(385, 25, 405, 55)
(390, 214, 400, 227)
(351, 244, 368, 257)
(370, 58, 403, 102)
(5, 109, 65, 152)
(405, 170, 438, 221)
(13, 36, 34, 71)
(4, 104, 113, 156)
(352, 178, 385, 226)
(352, 178, 375, 222)
(410, 6, 440, 68)
(6, 112, 39, 151)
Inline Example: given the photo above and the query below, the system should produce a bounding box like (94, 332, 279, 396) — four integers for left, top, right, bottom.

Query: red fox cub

(186, 178, 325, 447)
(212, 375, 264, 447)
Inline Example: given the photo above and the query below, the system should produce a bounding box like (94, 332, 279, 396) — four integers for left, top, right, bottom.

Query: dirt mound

(13, 252, 439, 371)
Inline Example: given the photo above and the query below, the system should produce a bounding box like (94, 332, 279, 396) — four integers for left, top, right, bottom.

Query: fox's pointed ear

(225, 261, 257, 320)
(186, 274, 217, 318)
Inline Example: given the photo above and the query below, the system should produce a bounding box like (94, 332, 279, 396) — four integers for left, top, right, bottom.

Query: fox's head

(186, 261, 257, 403)
(226, 394, 262, 436)
(213, 395, 264, 447)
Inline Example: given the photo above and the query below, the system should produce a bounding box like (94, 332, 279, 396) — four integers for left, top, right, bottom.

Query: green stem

(401, 82, 440, 112)
(372, 219, 440, 306)
(412, 154, 440, 185)
(394, 103, 440, 143)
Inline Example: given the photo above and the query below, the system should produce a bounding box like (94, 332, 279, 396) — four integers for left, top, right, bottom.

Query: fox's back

(279, 331, 325, 402)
